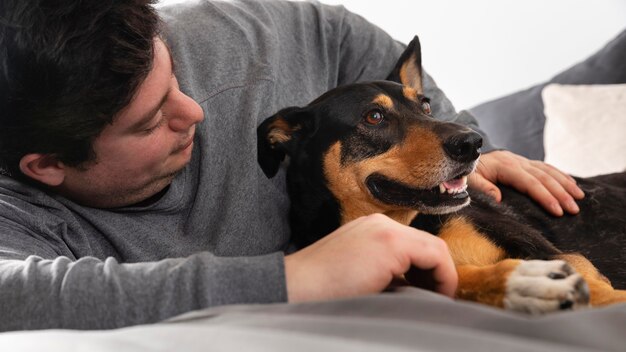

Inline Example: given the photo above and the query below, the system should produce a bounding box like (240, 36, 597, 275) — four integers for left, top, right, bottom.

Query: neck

(288, 166, 419, 246)
(340, 209, 418, 226)
(383, 209, 419, 225)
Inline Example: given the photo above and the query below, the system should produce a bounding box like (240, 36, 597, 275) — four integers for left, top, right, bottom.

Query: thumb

(468, 172, 502, 202)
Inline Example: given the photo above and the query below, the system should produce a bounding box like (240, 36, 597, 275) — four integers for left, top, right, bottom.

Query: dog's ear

(386, 36, 423, 94)
(257, 106, 316, 178)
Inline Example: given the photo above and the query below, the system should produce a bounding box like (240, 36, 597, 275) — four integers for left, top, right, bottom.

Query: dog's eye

(421, 100, 432, 115)
(364, 110, 384, 125)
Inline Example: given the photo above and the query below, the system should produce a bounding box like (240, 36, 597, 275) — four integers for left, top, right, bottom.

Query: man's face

(57, 38, 204, 208)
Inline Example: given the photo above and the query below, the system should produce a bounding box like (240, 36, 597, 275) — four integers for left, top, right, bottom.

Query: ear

(257, 106, 316, 178)
(19, 154, 65, 186)
(386, 36, 423, 94)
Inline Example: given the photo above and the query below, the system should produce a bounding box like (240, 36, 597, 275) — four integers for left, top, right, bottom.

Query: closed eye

(143, 112, 167, 135)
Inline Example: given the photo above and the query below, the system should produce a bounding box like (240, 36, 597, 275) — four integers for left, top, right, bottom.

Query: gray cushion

(469, 29, 626, 160)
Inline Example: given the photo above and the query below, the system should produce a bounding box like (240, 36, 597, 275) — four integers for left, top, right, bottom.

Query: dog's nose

(443, 131, 483, 162)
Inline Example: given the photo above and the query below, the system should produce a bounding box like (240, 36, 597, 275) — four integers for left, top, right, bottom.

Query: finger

(543, 162, 578, 184)
(504, 168, 564, 216)
(527, 167, 579, 215)
(536, 162, 585, 200)
(468, 172, 502, 202)
(432, 249, 458, 298)
(435, 253, 458, 298)
(405, 235, 458, 297)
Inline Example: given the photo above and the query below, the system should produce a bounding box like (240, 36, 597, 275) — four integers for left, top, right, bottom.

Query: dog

(257, 36, 626, 314)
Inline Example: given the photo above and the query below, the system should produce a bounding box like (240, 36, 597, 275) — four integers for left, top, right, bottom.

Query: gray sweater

(0, 0, 495, 331)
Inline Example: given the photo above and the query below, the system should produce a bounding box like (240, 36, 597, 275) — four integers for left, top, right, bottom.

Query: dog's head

(258, 36, 482, 238)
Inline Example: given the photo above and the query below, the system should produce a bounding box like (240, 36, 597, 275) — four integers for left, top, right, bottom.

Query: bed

(1, 288, 625, 351)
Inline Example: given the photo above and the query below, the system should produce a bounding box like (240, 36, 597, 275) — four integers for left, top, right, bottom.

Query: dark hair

(0, 0, 160, 180)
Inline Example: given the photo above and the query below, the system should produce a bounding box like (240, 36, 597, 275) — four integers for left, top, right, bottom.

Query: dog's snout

(443, 131, 482, 162)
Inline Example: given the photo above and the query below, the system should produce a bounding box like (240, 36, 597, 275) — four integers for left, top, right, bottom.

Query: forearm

(0, 252, 286, 331)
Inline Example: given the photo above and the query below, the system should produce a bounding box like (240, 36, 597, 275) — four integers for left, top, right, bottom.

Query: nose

(168, 90, 205, 132)
(443, 130, 483, 162)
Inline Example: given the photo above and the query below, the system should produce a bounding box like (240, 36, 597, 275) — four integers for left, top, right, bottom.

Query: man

(0, 0, 583, 331)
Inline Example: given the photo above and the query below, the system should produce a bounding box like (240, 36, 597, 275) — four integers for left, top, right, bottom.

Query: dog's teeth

(440, 179, 469, 195)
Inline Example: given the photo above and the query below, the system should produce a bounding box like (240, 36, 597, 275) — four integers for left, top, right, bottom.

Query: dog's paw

(504, 260, 590, 314)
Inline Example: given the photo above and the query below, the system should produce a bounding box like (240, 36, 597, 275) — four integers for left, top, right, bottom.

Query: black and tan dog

(258, 36, 626, 314)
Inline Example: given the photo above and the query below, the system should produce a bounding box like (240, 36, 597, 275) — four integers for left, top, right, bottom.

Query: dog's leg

(557, 253, 626, 306)
(456, 260, 590, 314)
(438, 217, 590, 313)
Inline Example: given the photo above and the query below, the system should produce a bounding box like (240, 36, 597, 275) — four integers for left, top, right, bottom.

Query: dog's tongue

(443, 177, 465, 190)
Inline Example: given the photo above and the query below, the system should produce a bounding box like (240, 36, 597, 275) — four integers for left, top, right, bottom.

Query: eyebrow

(130, 41, 176, 131)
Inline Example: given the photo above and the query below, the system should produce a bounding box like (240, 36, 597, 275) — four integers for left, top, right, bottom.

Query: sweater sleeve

(0, 225, 286, 331)
(333, 4, 498, 152)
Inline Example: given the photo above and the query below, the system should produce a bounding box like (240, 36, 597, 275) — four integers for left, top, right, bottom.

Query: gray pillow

(469, 28, 626, 160)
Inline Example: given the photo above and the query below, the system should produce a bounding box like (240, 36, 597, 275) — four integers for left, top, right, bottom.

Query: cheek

(130, 137, 173, 167)
(97, 134, 174, 173)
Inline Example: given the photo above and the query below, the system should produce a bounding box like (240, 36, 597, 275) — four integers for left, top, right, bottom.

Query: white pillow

(542, 83, 626, 177)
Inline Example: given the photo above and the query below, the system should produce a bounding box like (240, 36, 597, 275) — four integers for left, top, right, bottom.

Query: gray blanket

(2, 288, 624, 351)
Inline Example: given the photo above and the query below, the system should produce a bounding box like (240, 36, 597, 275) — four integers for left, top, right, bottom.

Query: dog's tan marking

(430, 215, 521, 308)
(402, 87, 419, 102)
(558, 253, 626, 306)
(323, 142, 390, 224)
(455, 259, 522, 308)
(438, 216, 506, 266)
(395, 126, 446, 182)
(372, 94, 394, 110)
(385, 210, 418, 225)
(398, 53, 423, 94)
(267, 118, 300, 145)
(322, 127, 446, 225)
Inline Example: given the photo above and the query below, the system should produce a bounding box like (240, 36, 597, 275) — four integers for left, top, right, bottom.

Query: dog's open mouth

(365, 172, 471, 213)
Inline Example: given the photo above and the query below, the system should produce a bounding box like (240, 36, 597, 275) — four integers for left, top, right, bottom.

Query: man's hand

(284, 214, 458, 303)
(469, 150, 585, 216)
